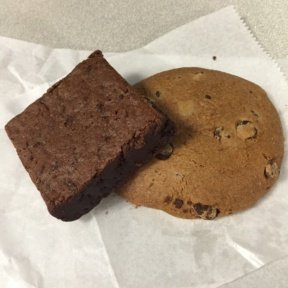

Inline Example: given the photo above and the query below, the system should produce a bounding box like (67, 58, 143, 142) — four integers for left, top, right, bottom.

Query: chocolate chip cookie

(117, 68, 284, 219)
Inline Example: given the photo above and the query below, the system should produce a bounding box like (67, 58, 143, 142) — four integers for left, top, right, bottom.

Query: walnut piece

(236, 120, 257, 140)
(264, 161, 279, 179)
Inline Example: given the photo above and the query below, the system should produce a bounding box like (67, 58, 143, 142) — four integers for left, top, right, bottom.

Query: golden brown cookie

(117, 68, 284, 219)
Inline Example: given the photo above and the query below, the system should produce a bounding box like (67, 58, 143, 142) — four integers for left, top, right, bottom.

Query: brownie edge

(5, 50, 174, 221)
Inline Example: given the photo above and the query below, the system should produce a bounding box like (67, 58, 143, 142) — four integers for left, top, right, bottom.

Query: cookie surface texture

(117, 68, 284, 219)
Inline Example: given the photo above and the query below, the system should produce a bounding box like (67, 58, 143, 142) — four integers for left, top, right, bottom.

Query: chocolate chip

(164, 196, 173, 204)
(192, 203, 219, 220)
(205, 94, 212, 99)
(264, 161, 279, 179)
(155, 143, 174, 160)
(174, 198, 184, 209)
(155, 91, 161, 98)
(193, 203, 208, 215)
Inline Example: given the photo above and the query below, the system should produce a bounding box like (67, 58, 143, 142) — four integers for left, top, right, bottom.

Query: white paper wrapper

(0, 6, 287, 288)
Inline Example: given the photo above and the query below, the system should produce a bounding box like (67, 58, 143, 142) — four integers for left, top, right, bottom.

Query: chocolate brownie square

(5, 51, 174, 221)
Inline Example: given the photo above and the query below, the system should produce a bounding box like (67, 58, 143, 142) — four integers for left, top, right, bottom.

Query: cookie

(117, 68, 284, 219)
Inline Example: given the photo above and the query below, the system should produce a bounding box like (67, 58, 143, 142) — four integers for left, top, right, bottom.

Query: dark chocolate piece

(155, 143, 173, 160)
(5, 50, 174, 221)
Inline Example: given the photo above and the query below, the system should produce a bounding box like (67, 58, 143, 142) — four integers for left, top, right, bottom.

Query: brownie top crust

(5, 51, 171, 211)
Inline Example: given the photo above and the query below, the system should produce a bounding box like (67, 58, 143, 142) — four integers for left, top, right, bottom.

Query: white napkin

(0, 6, 287, 288)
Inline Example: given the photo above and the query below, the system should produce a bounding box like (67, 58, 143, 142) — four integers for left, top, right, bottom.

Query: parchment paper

(0, 6, 287, 288)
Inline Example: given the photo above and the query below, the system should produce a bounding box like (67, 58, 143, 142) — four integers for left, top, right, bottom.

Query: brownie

(5, 51, 174, 221)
